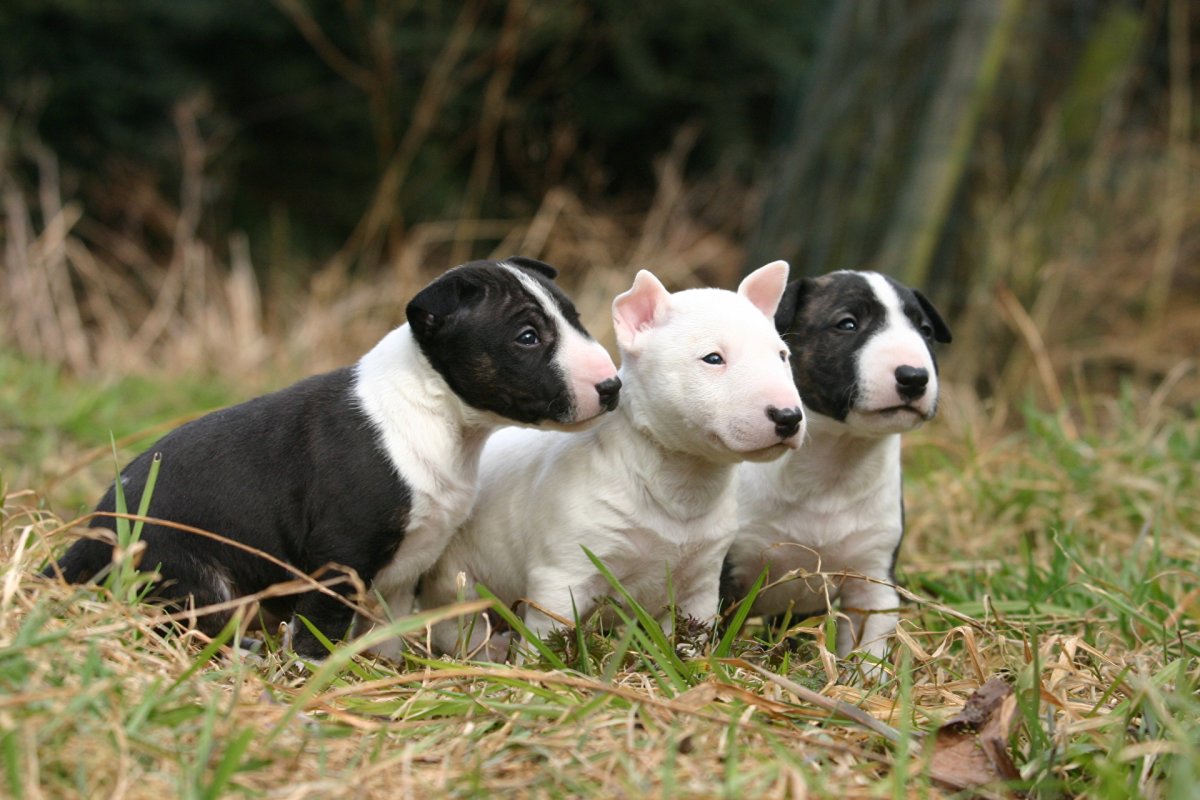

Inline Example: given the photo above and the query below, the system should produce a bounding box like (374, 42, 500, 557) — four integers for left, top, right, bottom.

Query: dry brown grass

(1, 122, 748, 392)
(5, 432, 1197, 799)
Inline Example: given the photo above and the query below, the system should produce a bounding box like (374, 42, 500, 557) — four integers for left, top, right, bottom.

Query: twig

(730, 659, 909, 744)
(452, 0, 527, 265)
(270, 0, 374, 92)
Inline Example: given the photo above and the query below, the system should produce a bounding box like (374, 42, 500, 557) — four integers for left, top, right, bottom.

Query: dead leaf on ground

(927, 677, 1021, 796)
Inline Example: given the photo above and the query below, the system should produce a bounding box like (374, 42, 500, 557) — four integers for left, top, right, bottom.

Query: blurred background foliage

(1, 0, 1197, 419)
(2, 0, 819, 262)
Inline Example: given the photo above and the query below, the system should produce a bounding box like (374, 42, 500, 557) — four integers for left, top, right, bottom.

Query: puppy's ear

(406, 271, 484, 340)
(738, 260, 790, 319)
(914, 289, 952, 343)
(504, 255, 558, 280)
(612, 270, 670, 354)
(773, 278, 813, 334)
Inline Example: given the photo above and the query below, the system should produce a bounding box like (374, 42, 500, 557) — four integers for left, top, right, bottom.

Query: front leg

(668, 564, 723, 657)
(835, 573, 899, 662)
(290, 589, 358, 659)
(522, 567, 599, 646)
(359, 580, 419, 662)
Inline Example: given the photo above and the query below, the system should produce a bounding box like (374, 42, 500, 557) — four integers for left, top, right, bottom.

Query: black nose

(894, 365, 929, 400)
(595, 376, 622, 411)
(766, 405, 804, 439)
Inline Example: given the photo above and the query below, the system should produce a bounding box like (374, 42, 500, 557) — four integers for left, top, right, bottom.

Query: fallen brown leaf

(927, 677, 1021, 796)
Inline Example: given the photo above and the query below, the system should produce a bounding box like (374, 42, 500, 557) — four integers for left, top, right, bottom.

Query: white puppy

(723, 271, 951, 663)
(421, 262, 805, 657)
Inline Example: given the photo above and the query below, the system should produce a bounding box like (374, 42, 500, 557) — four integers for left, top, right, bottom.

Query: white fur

(730, 271, 941, 665)
(354, 326, 497, 658)
(421, 262, 803, 657)
(732, 417, 904, 660)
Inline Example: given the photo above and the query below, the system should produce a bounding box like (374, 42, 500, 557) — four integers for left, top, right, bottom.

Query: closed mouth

(743, 441, 792, 457)
(868, 404, 926, 418)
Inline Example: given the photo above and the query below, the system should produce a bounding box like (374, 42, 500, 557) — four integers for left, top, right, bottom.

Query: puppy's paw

(223, 635, 269, 667)
(673, 614, 713, 660)
(475, 630, 513, 663)
(284, 621, 333, 664)
(367, 636, 407, 663)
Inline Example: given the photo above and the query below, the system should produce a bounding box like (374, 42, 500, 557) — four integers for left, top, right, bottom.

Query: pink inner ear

(613, 270, 669, 348)
(738, 260, 789, 318)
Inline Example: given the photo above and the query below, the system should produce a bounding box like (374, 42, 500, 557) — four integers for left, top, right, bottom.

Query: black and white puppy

(45, 257, 621, 657)
(722, 270, 951, 663)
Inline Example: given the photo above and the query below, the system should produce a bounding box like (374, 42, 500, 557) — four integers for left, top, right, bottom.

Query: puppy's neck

(772, 412, 901, 500)
(354, 325, 496, 474)
(607, 387, 736, 517)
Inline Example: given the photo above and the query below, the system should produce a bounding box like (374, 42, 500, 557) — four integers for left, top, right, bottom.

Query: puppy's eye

(835, 316, 858, 332)
(779, 350, 788, 362)
(919, 322, 935, 339)
(515, 328, 540, 346)
(702, 353, 724, 365)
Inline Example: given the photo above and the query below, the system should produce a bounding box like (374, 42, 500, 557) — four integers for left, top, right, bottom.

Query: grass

(1, 352, 1197, 798)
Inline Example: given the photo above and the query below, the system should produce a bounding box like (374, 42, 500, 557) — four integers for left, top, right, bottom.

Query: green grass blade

(167, 613, 241, 694)
(473, 585, 567, 670)
(266, 604, 496, 743)
(109, 433, 130, 544)
(130, 451, 161, 542)
(581, 547, 687, 680)
(714, 568, 767, 659)
(600, 624, 639, 685)
(293, 615, 376, 680)
(202, 727, 255, 800)
(1, 730, 20, 799)
(570, 594, 592, 676)
(598, 599, 687, 696)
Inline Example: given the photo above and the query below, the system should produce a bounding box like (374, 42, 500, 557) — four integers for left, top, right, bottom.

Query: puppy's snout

(766, 405, 804, 440)
(595, 376, 622, 412)
(894, 365, 929, 400)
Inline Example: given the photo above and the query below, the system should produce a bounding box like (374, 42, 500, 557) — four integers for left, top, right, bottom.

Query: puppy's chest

(777, 495, 899, 548)
(372, 456, 479, 594)
(595, 531, 722, 604)
(614, 526, 716, 568)
(764, 506, 900, 570)
(739, 473, 903, 585)
(748, 448, 904, 546)
(594, 513, 731, 587)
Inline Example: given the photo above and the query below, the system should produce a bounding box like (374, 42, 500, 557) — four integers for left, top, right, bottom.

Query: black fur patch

(48, 369, 410, 656)
(408, 259, 590, 424)
(505, 255, 590, 337)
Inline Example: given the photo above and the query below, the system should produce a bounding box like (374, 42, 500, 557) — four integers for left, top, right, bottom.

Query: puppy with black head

(45, 257, 621, 658)
(723, 270, 951, 667)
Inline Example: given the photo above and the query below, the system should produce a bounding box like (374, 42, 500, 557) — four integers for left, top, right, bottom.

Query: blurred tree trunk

(748, 1, 1021, 286)
(748, 2, 963, 280)
(747, 1, 1151, 298)
(876, 0, 1022, 287)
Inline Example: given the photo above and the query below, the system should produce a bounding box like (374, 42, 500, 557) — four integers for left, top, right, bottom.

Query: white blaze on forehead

(499, 262, 576, 334)
(853, 271, 938, 420)
(862, 272, 905, 320)
(500, 262, 618, 422)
